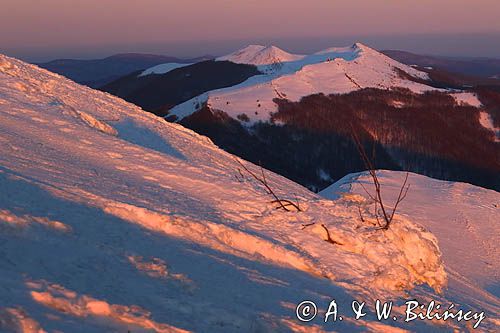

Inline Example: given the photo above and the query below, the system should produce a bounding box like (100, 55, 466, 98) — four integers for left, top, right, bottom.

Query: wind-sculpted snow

(322, 171, 500, 331)
(0, 53, 495, 331)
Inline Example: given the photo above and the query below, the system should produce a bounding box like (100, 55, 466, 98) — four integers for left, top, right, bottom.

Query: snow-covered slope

(479, 111, 500, 142)
(321, 171, 500, 330)
(0, 54, 496, 332)
(139, 63, 193, 77)
(217, 44, 305, 67)
(170, 43, 442, 122)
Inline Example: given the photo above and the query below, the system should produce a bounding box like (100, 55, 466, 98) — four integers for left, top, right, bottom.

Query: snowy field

(0, 53, 498, 332)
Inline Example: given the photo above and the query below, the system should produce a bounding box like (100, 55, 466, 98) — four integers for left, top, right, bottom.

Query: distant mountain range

(35, 45, 500, 192)
(36, 53, 213, 87)
(99, 43, 499, 192)
(381, 50, 500, 79)
(36, 49, 500, 91)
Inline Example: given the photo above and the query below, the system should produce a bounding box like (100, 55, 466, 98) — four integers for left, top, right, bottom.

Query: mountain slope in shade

(321, 171, 500, 325)
(101, 60, 261, 115)
(382, 50, 500, 79)
(4, 53, 498, 331)
(37, 53, 208, 88)
(170, 43, 480, 122)
(138, 62, 194, 77)
(165, 43, 498, 194)
(139, 45, 302, 77)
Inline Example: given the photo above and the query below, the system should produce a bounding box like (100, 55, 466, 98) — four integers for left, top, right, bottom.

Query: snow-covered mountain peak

(217, 44, 304, 66)
(172, 41, 481, 123)
(313, 42, 392, 63)
(171, 42, 440, 122)
(233, 44, 266, 53)
(352, 41, 371, 50)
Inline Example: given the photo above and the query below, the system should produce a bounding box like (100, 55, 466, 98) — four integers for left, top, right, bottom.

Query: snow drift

(321, 171, 500, 331)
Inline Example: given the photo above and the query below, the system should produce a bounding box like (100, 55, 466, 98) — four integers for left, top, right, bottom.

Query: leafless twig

(235, 158, 302, 212)
(300, 222, 316, 230)
(351, 125, 410, 230)
(357, 206, 366, 223)
(321, 224, 343, 245)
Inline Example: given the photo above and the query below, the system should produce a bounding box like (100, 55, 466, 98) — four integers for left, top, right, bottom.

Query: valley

(99, 43, 499, 192)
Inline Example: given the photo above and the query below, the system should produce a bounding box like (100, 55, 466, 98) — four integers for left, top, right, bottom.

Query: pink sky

(1, 0, 500, 60)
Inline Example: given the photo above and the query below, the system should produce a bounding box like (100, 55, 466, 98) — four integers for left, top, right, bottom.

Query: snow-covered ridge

(217, 44, 305, 67)
(479, 111, 500, 142)
(140, 45, 304, 78)
(1, 53, 485, 331)
(138, 62, 193, 77)
(170, 42, 443, 122)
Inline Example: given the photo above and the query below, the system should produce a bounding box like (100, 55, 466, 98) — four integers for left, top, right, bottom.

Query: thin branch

(350, 124, 410, 230)
(388, 173, 410, 224)
(235, 158, 302, 212)
(237, 168, 246, 180)
(235, 168, 246, 182)
(358, 182, 377, 202)
(321, 224, 344, 245)
(357, 206, 366, 223)
(301, 222, 316, 230)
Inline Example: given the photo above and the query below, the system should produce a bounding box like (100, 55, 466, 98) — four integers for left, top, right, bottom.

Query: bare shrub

(351, 126, 410, 230)
(235, 158, 302, 212)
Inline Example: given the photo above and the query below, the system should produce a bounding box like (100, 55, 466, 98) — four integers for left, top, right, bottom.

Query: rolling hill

(37, 53, 211, 88)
